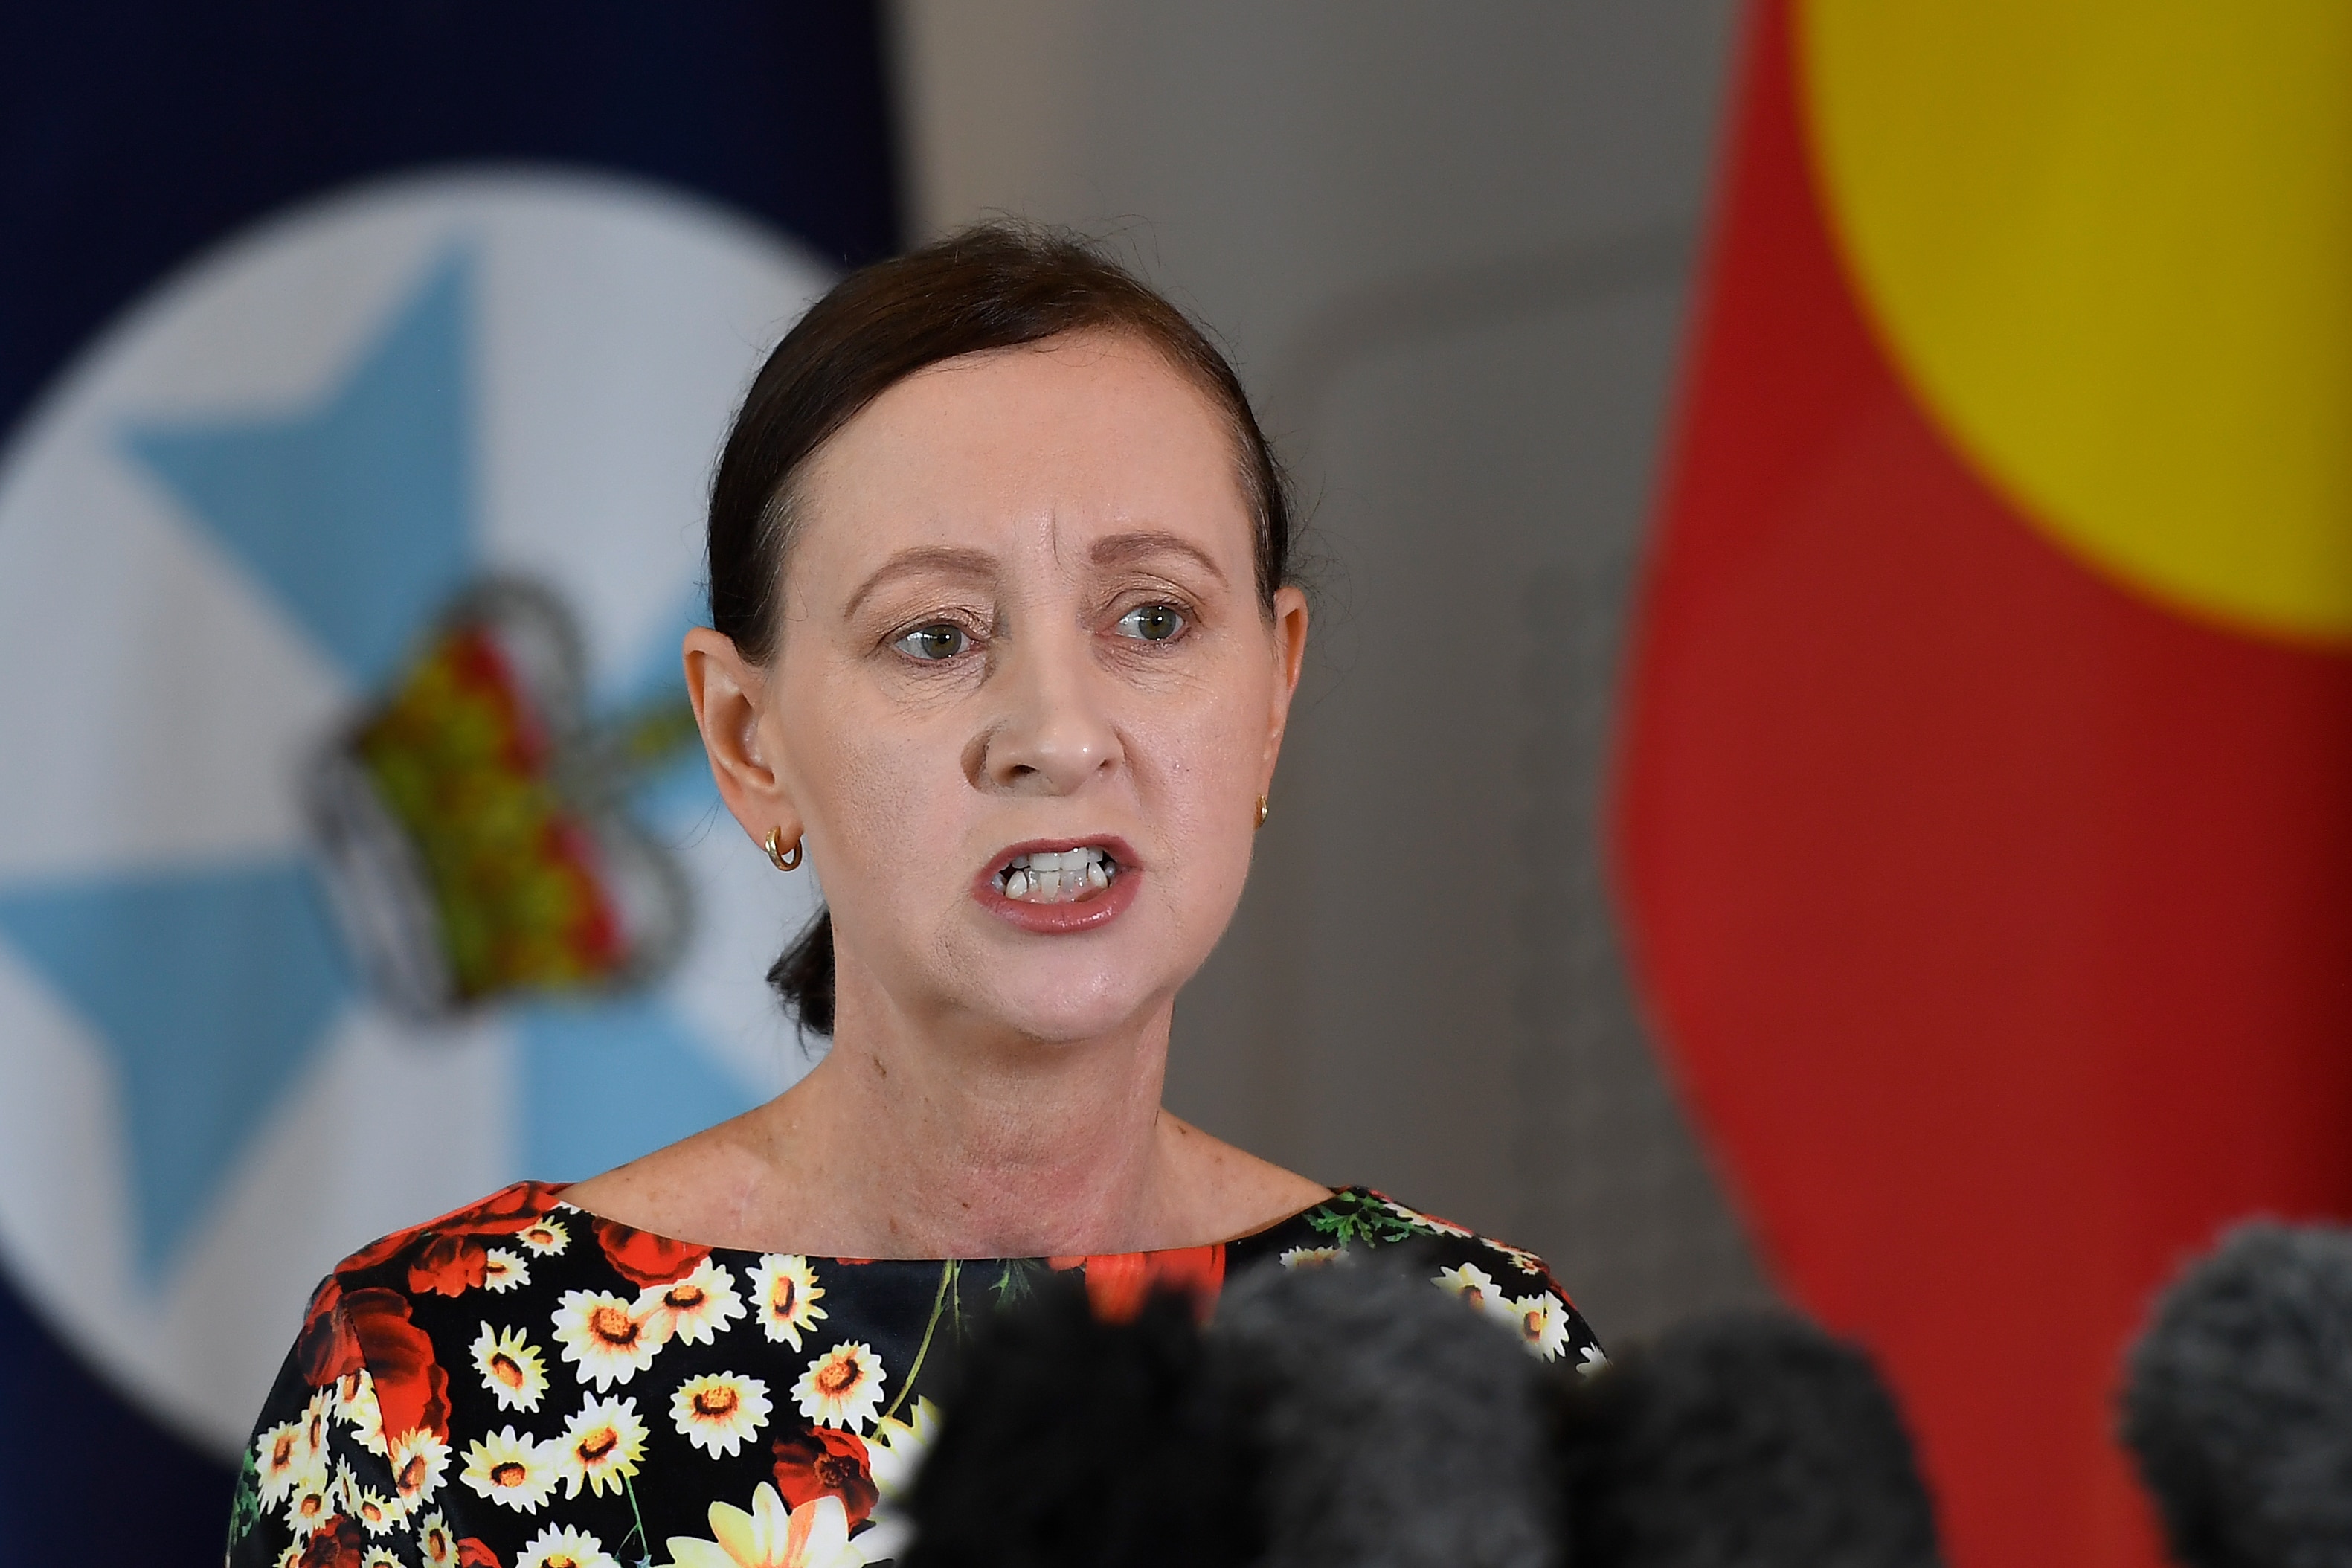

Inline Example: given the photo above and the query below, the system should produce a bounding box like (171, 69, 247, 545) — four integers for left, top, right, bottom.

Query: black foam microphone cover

(1556, 1310, 1944, 1568)
(901, 1277, 1262, 1568)
(902, 1252, 1555, 1568)
(1214, 1256, 1555, 1568)
(2120, 1221, 2352, 1568)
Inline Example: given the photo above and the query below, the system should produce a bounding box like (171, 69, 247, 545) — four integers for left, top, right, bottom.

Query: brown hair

(707, 222, 1295, 1034)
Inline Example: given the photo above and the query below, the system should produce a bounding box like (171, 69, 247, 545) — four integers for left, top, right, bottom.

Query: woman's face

(727, 330, 1307, 1046)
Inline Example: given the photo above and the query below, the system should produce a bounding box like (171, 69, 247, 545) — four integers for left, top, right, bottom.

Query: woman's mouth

(974, 839, 1140, 934)
(995, 845, 1119, 904)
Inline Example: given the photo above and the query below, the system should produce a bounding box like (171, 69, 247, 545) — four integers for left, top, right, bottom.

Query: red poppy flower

(592, 1216, 710, 1288)
(335, 1181, 571, 1274)
(336, 1287, 452, 1439)
(297, 1516, 366, 1568)
(405, 1233, 490, 1297)
(457, 1539, 503, 1568)
(296, 1278, 361, 1387)
(771, 1424, 878, 1527)
(1047, 1244, 1227, 1323)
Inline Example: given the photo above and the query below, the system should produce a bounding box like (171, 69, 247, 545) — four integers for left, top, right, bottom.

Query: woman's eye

(893, 623, 969, 661)
(1115, 603, 1186, 643)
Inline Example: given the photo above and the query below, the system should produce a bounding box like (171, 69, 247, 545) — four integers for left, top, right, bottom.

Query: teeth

(997, 846, 1116, 903)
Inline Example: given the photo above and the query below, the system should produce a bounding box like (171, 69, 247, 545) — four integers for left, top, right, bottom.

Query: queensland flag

(0, 9, 896, 1561)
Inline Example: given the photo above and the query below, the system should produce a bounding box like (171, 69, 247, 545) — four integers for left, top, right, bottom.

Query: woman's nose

(973, 627, 1122, 795)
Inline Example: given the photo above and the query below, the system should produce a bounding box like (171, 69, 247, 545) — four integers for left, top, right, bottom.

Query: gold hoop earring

(764, 827, 803, 872)
(1253, 794, 1269, 831)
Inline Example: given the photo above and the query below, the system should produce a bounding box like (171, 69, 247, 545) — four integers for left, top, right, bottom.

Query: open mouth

(992, 844, 1122, 905)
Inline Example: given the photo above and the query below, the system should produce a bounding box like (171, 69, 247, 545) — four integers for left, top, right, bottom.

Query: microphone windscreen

(1212, 1254, 1555, 1568)
(2120, 1221, 2352, 1568)
(901, 1278, 1260, 1568)
(1558, 1310, 1943, 1568)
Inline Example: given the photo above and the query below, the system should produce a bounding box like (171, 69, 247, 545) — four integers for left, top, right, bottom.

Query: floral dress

(226, 1182, 1601, 1568)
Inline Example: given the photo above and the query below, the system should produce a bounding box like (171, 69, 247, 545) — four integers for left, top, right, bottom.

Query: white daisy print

(298, 1387, 335, 1463)
(1505, 1293, 1573, 1361)
(557, 1395, 649, 1499)
(351, 1485, 402, 1535)
(253, 1418, 314, 1506)
(518, 1216, 570, 1256)
(858, 1398, 939, 1561)
(553, 1288, 666, 1389)
(285, 1474, 335, 1536)
(1384, 1197, 1474, 1238)
(1578, 1343, 1610, 1378)
(656, 1482, 862, 1568)
(473, 1321, 552, 1412)
(638, 1258, 748, 1346)
(482, 1247, 531, 1293)
(338, 1369, 388, 1455)
(1279, 1246, 1345, 1270)
(1484, 1238, 1549, 1276)
(792, 1342, 887, 1432)
(515, 1523, 618, 1568)
(460, 1426, 559, 1514)
(364, 1549, 403, 1568)
(387, 1426, 452, 1512)
(417, 1511, 457, 1567)
(1433, 1261, 1507, 1315)
(672, 1371, 773, 1457)
(748, 1255, 828, 1351)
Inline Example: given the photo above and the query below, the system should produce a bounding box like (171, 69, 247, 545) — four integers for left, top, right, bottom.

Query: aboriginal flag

(1617, 5, 2352, 1567)
(0, 9, 893, 1564)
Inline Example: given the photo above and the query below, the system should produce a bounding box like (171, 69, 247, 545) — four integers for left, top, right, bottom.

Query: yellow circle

(1798, 1, 2352, 642)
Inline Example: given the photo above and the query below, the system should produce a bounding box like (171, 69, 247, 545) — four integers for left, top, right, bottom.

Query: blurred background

(4, 5, 2349, 1568)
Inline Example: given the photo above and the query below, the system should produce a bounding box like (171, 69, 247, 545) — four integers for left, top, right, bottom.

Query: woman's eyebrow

(841, 546, 998, 618)
(1089, 530, 1226, 583)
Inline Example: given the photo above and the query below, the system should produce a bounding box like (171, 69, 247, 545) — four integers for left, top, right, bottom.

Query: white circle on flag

(0, 169, 832, 1455)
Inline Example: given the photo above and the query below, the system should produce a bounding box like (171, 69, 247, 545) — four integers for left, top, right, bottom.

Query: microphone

(2120, 1220, 2352, 1568)
(904, 1258, 1944, 1568)
(902, 1252, 1552, 1568)
(1212, 1256, 1555, 1568)
(1555, 1311, 1944, 1568)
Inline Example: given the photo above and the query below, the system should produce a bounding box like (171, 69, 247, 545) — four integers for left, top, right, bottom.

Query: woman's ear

(684, 626, 802, 849)
(1261, 585, 1311, 784)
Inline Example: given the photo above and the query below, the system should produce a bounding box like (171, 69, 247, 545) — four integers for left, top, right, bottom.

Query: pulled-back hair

(707, 222, 1295, 1035)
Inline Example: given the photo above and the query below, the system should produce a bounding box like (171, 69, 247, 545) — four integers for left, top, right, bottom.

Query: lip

(971, 835, 1143, 935)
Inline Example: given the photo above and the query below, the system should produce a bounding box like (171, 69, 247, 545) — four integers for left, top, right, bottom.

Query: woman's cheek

(813, 721, 937, 896)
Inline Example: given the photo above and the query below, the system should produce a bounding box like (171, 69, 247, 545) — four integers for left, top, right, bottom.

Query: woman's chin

(992, 994, 1159, 1046)
(959, 964, 1175, 1047)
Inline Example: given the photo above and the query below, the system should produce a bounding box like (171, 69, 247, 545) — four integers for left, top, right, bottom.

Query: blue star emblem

(0, 249, 759, 1283)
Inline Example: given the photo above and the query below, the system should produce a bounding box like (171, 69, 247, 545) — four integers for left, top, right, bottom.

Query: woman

(229, 225, 1598, 1568)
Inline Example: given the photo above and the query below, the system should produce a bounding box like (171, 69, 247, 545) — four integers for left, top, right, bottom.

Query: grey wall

(890, 0, 1770, 1337)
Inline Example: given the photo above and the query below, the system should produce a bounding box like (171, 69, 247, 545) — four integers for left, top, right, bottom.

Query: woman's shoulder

(1231, 1186, 1607, 1369)
(322, 1180, 578, 1288)
(305, 1180, 746, 1348)
(233, 1180, 944, 1566)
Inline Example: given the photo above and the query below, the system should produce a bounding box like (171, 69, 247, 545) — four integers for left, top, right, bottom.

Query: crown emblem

(309, 578, 695, 1018)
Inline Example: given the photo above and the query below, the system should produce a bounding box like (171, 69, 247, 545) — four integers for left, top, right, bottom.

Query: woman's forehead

(792, 333, 1254, 577)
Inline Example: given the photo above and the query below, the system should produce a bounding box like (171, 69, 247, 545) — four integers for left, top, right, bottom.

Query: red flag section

(1615, 5, 2352, 1567)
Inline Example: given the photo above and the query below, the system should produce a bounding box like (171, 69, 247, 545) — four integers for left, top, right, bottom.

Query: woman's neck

(762, 985, 1183, 1256)
(561, 974, 1326, 1258)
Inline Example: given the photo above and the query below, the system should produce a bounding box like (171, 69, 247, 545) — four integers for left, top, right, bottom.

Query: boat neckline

(538, 1180, 1368, 1264)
